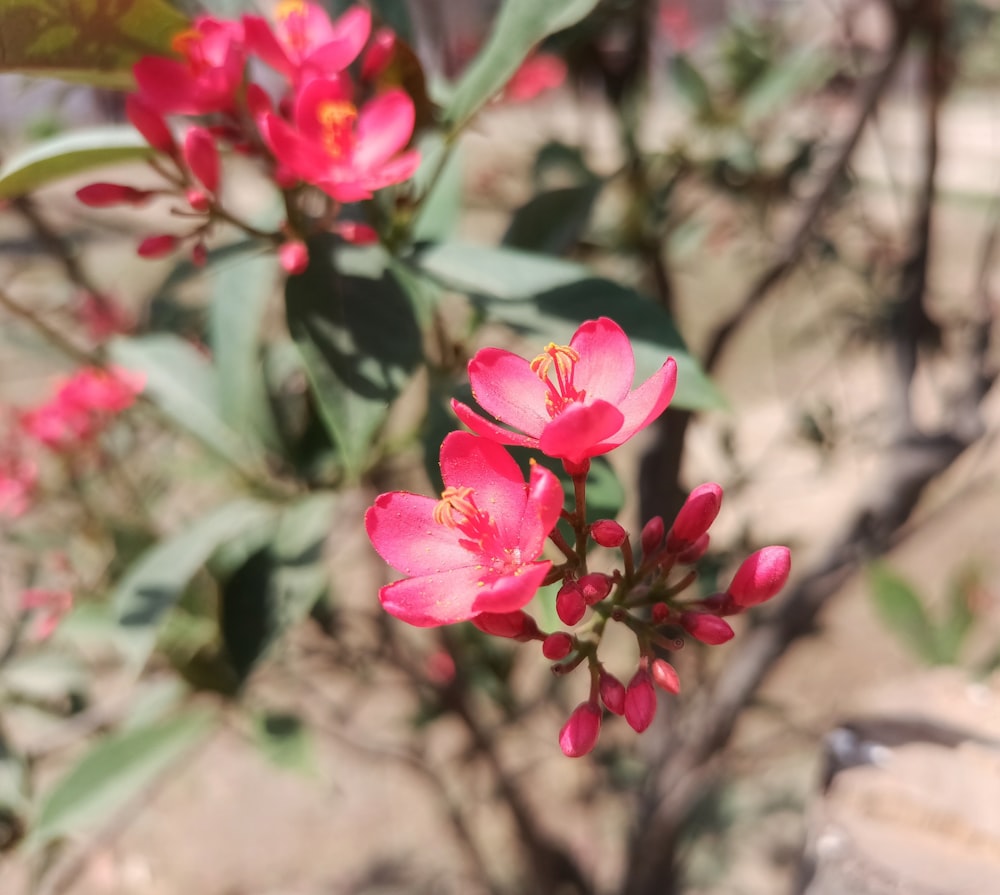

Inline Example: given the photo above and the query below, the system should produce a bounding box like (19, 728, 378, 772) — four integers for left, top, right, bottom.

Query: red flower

(259, 78, 420, 201)
(244, 1, 370, 84)
(365, 432, 563, 627)
(133, 16, 246, 115)
(452, 317, 677, 468)
(503, 53, 567, 102)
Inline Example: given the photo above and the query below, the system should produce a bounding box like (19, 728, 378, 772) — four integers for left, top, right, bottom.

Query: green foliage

(0, 0, 188, 87)
(0, 127, 155, 199)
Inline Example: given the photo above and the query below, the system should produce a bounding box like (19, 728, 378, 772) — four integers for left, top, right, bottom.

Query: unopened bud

(640, 515, 665, 557)
(471, 610, 540, 641)
(361, 27, 396, 80)
(728, 546, 791, 607)
(186, 188, 210, 212)
(578, 573, 612, 605)
(542, 631, 573, 660)
(651, 602, 672, 624)
(650, 658, 681, 694)
(625, 666, 657, 732)
(137, 234, 178, 258)
(599, 669, 626, 715)
(679, 611, 734, 645)
(77, 183, 153, 208)
(333, 221, 379, 245)
(279, 240, 309, 275)
(556, 582, 586, 626)
(559, 701, 602, 758)
(183, 126, 220, 193)
(191, 241, 207, 267)
(667, 483, 723, 551)
(590, 519, 627, 548)
(126, 95, 175, 154)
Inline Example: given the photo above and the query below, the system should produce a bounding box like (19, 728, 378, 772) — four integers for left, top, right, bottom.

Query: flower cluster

(366, 317, 791, 757)
(76, 2, 420, 271)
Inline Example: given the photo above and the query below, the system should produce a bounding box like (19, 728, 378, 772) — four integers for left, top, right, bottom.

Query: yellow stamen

(275, 0, 307, 20)
(170, 28, 201, 56)
(316, 100, 358, 159)
(530, 343, 579, 382)
(434, 486, 477, 528)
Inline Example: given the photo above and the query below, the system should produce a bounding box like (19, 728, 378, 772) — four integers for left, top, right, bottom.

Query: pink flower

(244, 2, 370, 84)
(134, 16, 246, 115)
(365, 432, 563, 627)
(259, 78, 420, 201)
(452, 317, 678, 469)
(20, 589, 73, 641)
(503, 53, 567, 102)
(20, 400, 92, 450)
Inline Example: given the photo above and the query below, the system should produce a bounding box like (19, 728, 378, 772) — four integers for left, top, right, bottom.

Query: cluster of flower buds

(76, 2, 419, 271)
(366, 317, 791, 757)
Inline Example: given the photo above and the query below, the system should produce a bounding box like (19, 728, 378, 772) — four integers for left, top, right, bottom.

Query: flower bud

(556, 582, 586, 626)
(676, 533, 710, 564)
(650, 658, 681, 694)
(625, 667, 657, 732)
(191, 241, 207, 267)
(578, 573, 613, 605)
(542, 631, 573, 660)
(186, 188, 210, 212)
(183, 126, 220, 193)
(666, 483, 723, 551)
(279, 240, 309, 275)
(599, 669, 626, 715)
(727, 546, 791, 607)
(471, 611, 540, 641)
(590, 519, 627, 548)
(640, 515, 664, 557)
(137, 234, 178, 258)
(126, 95, 175, 154)
(333, 221, 379, 245)
(651, 602, 672, 624)
(77, 183, 153, 208)
(361, 27, 396, 80)
(694, 592, 743, 617)
(559, 701, 602, 758)
(679, 611, 734, 645)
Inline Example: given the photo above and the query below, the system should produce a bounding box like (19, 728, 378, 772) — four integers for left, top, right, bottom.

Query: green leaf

(250, 712, 317, 776)
(444, 0, 598, 129)
(741, 48, 833, 124)
(411, 134, 463, 243)
(209, 253, 281, 452)
(867, 564, 942, 665)
(27, 710, 214, 849)
(0, 0, 189, 88)
(113, 498, 278, 670)
(503, 183, 601, 255)
(937, 567, 978, 665)
(670, 54, 714, 119)
(284, 237, 422, 480)
(0, 127, 155, 199)
(219, 494, 335, 685)
(108, 334, 262, 467)
(417, 243, 724, 410)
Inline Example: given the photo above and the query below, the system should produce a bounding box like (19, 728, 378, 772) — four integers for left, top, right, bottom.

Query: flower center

(276, 0, 310, 53)
(530, 343, 587, 417)
(434, 486, 521, 571)
(316, 100, 357, 160)
(171, 28, 205, 64)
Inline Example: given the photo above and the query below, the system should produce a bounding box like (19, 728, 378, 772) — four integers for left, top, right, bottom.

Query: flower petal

(243, 14, 294, 78)
(538, 400, 624, 464)
(467, 347, 550, 437)
(518, 460, 563, 557)
(450, 400, 541, 449)
(293, 75, 353, 142)
(569, 317, 634, 403)
(133, 58, 204, 115)
(302, 6, 371, 74)
(352, 89, 415, 170)
(595, 356, 676, 449)
(365, 491, 475, 576)
(259, 112, 333, 180)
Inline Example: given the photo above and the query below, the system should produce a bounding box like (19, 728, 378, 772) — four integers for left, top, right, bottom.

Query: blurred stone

(799, 670, 1000, 895)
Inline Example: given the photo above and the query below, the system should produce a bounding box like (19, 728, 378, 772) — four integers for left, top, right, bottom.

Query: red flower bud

(556, 582, 586, 626)
(625, 667, 657, 732)
(578, 573, 613, 605)
(679, 611, 734, 645)
(279, 240, 309, 275)
(650, 658, 681, 694)
(641, 515, 664, 557)
(137, 234, 178, 258)
(191, 241, 207, 267)
(333, 221, 379, 245)
(651, 602, 673, 624)
(361, 27, 396, 80)
(472, 610, 540, 641)
(599, 669, 626, 715)
(667, 482, 723, 551)
(542, 631, 573, 660)
(126, 95, 175, 155)
(727, 546, 791, 607)
(676, 532, 710, 564)
(184, 126, 220, 193)
(559, 701, 602, 758)
(186, 188, 210, 212)
(590, 519, 627, 548)
(77, 183, 153, 208)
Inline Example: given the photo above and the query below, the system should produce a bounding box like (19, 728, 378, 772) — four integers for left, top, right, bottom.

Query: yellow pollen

(275, 0, 307, 20)
(170, 28, 201, 56)
(316, 100, 358, 158)
(434, 486, 477, 528)
(530, 343, 579, 382)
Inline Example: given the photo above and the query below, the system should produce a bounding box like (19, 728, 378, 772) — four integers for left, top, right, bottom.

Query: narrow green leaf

(502, 183, 601, 255)
(285, 236, 422, 480)
(27, 710, 214, 849)
(0, 0, 189, 88)
(113, 498, 278, 669)
(867, 564, 942, 665)
(670, 54, 714, 119)
(444, 0, 598, 129)
(0, 127, 154, 199)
